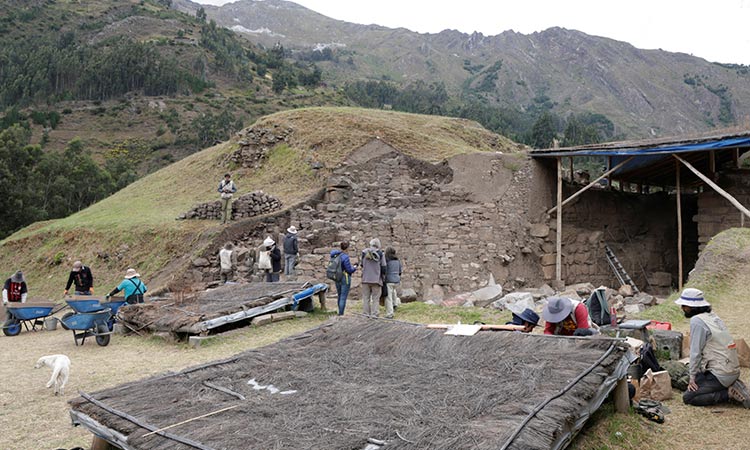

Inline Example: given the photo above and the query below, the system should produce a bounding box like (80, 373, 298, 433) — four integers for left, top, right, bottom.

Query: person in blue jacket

(106, 268, 147, 304)
(330, 241, 357, 316)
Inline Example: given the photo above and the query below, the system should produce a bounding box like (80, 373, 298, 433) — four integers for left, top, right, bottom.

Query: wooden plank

(674, 154, 750, 219)
(426, 324, 525, 332)
(614, 377, 630, 413)
(547, 156, 635, 214)
(556, 157, 563, 282)
(676, 161, 683, 291)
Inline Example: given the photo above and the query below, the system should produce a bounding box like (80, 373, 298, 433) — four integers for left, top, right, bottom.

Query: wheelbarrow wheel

(3, 319, 21, 336)
(60, 312, 75, 330)
(95, 323, 110, 347)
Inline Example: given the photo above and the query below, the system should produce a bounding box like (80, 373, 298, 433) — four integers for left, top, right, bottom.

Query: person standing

(360, 238, 386, 317)
(330, 241, 357, 316)
(106, 269, 147, 304)
(283, 226, 299, 278)
(217, 173, 237, 224)
(261, 237, 282, 282)
(64, 261, 94, 296)
(384, 247, 402, 319)
(219, 242, 237, 283)
(3, 271, 27, 325)
(677, 288, 750, 408)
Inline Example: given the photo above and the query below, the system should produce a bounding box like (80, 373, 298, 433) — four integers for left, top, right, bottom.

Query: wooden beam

(556, 158, 563, 282)
(709, 151, 716, 175)
(547, 156, 635, 215)
(569, 156, 574, 181)
(674, 154, 750, 219)
(676, 160, 683, 291)
(734, 148, 740, 168)
(607, 156, 613, 190)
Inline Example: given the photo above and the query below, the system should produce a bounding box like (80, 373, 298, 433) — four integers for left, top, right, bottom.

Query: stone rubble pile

(178, 191, 282, 221)
(229, 125, 294, 168)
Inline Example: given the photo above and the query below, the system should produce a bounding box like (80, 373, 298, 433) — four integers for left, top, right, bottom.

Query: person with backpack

(328, 241, 357, 316)
(283, 226, 299, 278)
(384, 247, 402, 319)
(676, 288, 750, 408)
(106, 268, 147, 304)
(360, 238, 386, 317)
(260, 236, 282, 282)
(542, 296, 596, 336)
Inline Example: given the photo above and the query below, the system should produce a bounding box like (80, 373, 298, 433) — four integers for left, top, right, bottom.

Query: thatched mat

(117, 282, 309, 334)
(70, 317, 629, 450)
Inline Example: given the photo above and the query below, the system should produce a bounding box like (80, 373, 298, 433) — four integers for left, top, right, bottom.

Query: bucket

(44, 317, 58, 331)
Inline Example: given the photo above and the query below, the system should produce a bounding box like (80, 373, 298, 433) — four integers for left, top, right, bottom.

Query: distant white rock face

(229, 25, 285, 38)
(312, 42, 347, 52)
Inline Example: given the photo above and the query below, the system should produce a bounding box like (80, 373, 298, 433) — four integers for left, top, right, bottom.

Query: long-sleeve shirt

(3, 279, 27, 303)
(331, 250, 357, 283)
(269, 247, 282, 273)
(65, 266, 94, 292)
(544, 302, 590, 335)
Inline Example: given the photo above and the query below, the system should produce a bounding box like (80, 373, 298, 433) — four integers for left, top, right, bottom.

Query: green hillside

(0, 107, 520, 298)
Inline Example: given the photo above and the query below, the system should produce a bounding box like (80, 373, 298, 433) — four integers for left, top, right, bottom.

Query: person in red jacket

(3, 270, 27, 325)
(543, 296, 593, 335)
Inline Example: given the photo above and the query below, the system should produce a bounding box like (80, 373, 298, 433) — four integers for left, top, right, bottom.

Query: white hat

(287, 226, 298, 234)
(124, 268, 140, 279)
(674, 288, 710, 307)
(263, 236, 275, 247)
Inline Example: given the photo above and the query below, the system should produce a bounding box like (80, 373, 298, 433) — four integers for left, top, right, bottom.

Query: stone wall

(178, 191, 282, 220)
(694, 170, 750, 250)
(189, 139, 552, 298)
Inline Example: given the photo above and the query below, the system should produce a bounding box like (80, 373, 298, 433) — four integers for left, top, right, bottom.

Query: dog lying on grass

(34, 354, 70, 396)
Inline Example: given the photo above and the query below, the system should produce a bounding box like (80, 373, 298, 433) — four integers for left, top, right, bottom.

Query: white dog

(34, 354, 70, 396)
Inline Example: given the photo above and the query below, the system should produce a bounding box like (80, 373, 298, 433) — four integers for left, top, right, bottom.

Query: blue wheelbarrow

(2, 302, 62, 336)
(59, 296, 121, 346)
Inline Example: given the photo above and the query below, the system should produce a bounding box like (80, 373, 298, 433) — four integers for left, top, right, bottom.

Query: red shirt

(544, 302, 590, 335)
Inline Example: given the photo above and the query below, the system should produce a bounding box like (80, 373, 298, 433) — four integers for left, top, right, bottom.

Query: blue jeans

(336, 279, 351, 315)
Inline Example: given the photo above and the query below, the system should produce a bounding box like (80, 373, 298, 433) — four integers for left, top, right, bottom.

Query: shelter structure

(69, 317, 631, 450)
(531, 129, 750, 291)
(117, 282, 327, 336)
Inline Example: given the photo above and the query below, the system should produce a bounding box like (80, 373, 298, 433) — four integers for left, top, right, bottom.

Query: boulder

(567, 282, 595, 296)
(192, 258, 210, 267)
(529, 223, 550, 238)
(467, 283, 503, 308)
(623, 304, 645, 315)
(424, 285, 445, 304)
(400, 288, 418, 303)
(618, 284, 633, 297)
(491, 292, 535, 314)
(635, 293, 656, 307)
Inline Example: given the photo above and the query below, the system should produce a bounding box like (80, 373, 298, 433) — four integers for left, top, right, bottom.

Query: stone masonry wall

(178, 191, 282, 221)
(695, 170, 750, 250)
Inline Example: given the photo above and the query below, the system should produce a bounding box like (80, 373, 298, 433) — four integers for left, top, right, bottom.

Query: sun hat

(124, 268, 140, 279)
(543, 297, 574, 323)
(517, 308, 540, 327)
(287, 226, 298, 234)
(72, 261, 83, 271)
(369, 238, 381, 249)
(263, 236, 275, 247)
(674, 288, 711, 307)
(10, 271, 24, 283)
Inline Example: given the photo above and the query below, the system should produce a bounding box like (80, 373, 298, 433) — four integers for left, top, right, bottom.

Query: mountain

(183, 0, 750, 139)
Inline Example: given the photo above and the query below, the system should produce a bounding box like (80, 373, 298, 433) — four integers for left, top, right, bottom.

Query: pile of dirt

(687, 228, 750, 286)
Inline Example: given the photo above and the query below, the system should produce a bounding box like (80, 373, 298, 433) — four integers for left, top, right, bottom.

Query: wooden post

(569, 157, 574, 181)
(674, 154, 750, 219)
(709, 151, 716, 175)
(734, 148, 740, 168)
(676, 161, 683, 291)
(614, 377, 630, 413)
(556, 158, 563, 283)
(317, 290, 327, 311)
(91, 436, 116, 450)
(607, 156, 613, 190)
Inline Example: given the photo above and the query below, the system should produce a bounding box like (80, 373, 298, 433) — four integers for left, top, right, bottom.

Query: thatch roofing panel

(70, 318, 630, 450)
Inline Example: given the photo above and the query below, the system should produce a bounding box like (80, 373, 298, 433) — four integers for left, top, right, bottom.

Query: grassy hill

(0, 107, 520, 298)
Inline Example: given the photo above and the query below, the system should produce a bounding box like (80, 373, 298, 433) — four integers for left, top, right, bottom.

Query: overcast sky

(196, 0, 750, 65)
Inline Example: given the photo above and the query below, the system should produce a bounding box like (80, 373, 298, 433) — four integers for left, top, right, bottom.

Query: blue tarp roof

(530, 136, 750, 158)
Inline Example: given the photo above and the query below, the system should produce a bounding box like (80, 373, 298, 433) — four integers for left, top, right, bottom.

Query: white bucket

(44, 317, 58, 331)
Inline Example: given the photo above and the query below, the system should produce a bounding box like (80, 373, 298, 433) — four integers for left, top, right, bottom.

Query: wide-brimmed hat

(72, 261, 83, 272)
(263, 236, 275, 247)
(369, 238, 381, 249)
(10, 271, 24, 283)
(124, 268, 140, 279)
(516, 308, 540, 327)
(674, 288, 711, 308)
(287, 226, 298, 234)
(543, 297, 574, 324)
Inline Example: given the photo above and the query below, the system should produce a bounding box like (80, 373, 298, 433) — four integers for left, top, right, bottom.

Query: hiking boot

(728, 380, 750, 408)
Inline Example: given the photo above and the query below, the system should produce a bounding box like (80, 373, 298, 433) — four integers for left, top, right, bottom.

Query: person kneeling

(677, 288, 750, 408)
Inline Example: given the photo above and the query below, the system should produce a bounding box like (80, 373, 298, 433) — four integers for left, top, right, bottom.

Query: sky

(196, 0, 750, 65)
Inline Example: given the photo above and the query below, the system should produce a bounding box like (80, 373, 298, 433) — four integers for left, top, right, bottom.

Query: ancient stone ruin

(178, 191, 282, 221)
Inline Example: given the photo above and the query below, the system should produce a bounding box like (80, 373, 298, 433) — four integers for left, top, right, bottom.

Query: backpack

(363, 249, 380, 261)
(326, 253, 344, 282)
(585, 286, 613, 326)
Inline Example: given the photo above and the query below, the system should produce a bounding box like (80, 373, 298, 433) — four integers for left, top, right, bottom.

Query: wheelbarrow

(2, 302, 64, 337)
(60, 296, 127, 331)
(60, 307, 113, 346)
